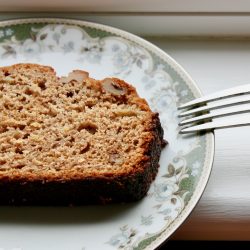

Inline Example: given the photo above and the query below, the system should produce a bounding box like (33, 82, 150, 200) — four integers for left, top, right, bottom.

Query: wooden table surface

(146, 37, 250, 240)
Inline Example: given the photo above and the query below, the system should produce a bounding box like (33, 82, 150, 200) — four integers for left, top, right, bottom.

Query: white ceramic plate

(0, 18, 214, 250)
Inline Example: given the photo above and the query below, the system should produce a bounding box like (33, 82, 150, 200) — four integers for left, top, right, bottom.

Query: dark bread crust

(0, 64, 165, 205)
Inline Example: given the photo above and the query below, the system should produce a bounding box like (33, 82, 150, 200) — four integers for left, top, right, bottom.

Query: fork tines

(178, 84, 250, 134)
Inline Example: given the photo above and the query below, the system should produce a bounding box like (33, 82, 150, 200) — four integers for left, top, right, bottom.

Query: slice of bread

(0, 63, 165, 205)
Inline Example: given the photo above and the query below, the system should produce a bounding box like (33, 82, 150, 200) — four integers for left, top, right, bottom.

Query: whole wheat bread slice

(0, 63, 165, 205)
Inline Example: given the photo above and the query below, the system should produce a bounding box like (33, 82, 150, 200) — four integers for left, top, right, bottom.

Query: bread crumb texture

(0, 64, 163, 182)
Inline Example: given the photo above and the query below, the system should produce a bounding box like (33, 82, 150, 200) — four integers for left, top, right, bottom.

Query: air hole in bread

(85, 101, 94, 109)
(116, 126, 122, 134)
(15, 148, 23, 154)
(18, 106, 23, 111)
(19, 124, 26, 130)
(77, 122, 97, 134)
(37, 79, 47, 90)
(23, 133, 30, 139)
(68, 117, 73, 123)
(66, 91, 74, 98)
(69, 137, 75, 143)
(20, 96, 26, 102)
(0, 126, 8, 133)
(14, 164, 25, 169)
(49, 99, 56, 105)
(80, 142, 90, 154)
(3, 103, 10, 110)
(133, 139, 139, 146)
(52, 142, 60, 149)
(0, 160, 6, 165)
(125, 147, 131, 153)
(24, 88, 33, 96)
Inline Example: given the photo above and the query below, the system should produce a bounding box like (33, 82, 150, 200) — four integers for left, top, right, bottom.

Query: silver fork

(178, 84, 250, 134)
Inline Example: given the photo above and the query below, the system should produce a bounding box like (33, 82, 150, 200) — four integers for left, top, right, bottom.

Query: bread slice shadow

(0, 202, 141, 224)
